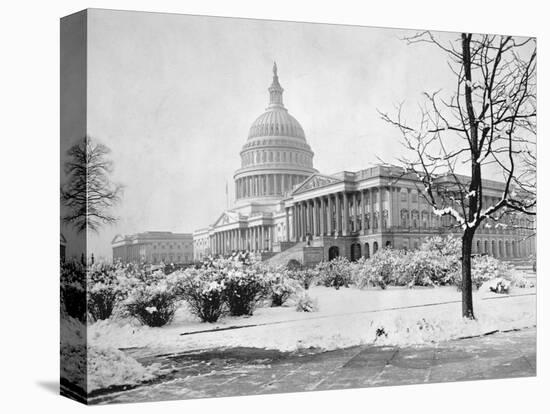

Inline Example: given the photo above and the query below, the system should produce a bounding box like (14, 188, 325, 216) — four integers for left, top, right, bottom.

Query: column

(261, 226, 265, 251)
(327, 196, 333, 235)
(407, 188, 411, 228)
(353, 193, 362, 231)
(281, 174, 286, 194)
(292, 205, 297, 242)
(320, 198, 325, 236)
(361, 190, 366, 235)
(370, 189, 375, 232)
(267, 175, 271, 195)
(297, 203, 302, 240)
(379, 187, 384, 230)
(343, 192, 349, 236)
(312, 199, 319, 237)
(285, 207, 290, 242)
(336, 194, 342, 235)
(301, 202, 307, 240)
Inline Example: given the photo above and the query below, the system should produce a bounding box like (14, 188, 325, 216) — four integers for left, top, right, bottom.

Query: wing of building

(112, 231, 193, 264)
(193, 64, 535, 266)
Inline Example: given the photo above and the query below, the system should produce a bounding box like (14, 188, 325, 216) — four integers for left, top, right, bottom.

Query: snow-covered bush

(507, 272, 534, 288)
(353, 249, 401, 289)
(267, 271, 301, 306)
(454, 255, 511, 290)
(295, 292, 319, 312)
(123, 270, 181, 327)
(177, 267, 226, 323)
(316, 257, 353, 289)
(420, 235, 461, 257)
(224, 265, 267, 316)
(288, 268, 318, 290)
(397, 250, 456, 288)
(60, 260, 87, 322)
(483, 277, 511, 294)
(87, 262, 125, 321)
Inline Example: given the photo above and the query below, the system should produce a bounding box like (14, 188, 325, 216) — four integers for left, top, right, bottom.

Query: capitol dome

(248, 107, 306, 140)
(233, 63, 317, 203)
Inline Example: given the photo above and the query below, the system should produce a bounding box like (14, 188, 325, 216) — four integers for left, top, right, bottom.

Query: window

(411, 191, 418, 203)
(401, 191, 407, 202)
(401, 209, 409, 227)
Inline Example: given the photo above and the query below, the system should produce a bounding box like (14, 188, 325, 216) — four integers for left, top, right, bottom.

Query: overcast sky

(80, 9, 519, 259)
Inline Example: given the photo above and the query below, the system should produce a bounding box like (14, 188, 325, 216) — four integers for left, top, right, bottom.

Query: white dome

(248, 108, 305, 140)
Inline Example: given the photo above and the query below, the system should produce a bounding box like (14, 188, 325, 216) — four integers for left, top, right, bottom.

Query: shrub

(123, 270, 180, 327)
(483, 277, 511, 294)
(87, 263, 124, 321)
(267, 272, 300, 306)
(454, 255, 511, 290)
(288, 268, 317, 290)
(286, 259, 302, 271)
(224, 265, 266, 316)
(397, 250, 458, 288)
(420, 235, 461, 257)
(507, 272, 534, 288)
(316, 257, 353, 289)
(60, 260, 87, 321)
(354, 249, 401, 289)
(295, 292, 319, 312)
(177, 268, 226, 323)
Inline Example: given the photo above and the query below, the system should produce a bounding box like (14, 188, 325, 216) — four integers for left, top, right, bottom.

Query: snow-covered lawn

(89, 285, 536, 357)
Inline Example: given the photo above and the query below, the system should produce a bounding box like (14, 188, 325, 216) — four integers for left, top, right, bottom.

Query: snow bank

(89, 286, 535, 356)
(88, 346, 160, 392)
(61, 315, 160, 392)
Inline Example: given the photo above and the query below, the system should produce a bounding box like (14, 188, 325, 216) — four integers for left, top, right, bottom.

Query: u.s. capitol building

(193, 64, 535, 265)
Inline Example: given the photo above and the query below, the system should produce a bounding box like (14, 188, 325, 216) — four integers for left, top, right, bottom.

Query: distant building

(112, 231, 194, 264)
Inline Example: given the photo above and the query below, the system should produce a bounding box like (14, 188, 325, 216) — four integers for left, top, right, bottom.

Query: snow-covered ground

(89, 285, 536, 358)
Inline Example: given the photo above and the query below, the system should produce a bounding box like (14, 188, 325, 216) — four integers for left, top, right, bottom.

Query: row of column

(474, 238, 531, 258)
(288, 187, 391, 241)
(235, 174, 306, 199)
(210, 226, 273, 256)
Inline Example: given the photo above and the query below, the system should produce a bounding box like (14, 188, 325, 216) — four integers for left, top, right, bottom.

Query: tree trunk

(461, 230, 475, 319)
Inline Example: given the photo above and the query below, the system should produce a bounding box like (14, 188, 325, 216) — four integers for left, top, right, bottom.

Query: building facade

(112, 231, 193, 264)
(193, 64, 535, 264)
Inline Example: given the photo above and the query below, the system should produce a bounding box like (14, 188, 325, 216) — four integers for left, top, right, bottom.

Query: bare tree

(379, 32, 536, 319)
(61, 136, 123, 233)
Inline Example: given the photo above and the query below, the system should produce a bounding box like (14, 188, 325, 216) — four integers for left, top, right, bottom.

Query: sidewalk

(91, 327, 536, 404)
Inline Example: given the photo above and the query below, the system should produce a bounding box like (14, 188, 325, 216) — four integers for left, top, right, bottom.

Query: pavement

(89, 326, 536, 404)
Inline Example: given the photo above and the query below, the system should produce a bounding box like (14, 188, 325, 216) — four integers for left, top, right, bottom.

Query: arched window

(364, 242, 370, 259)
(421, 211, 428, 228)
(373, 241, 379, 254)
(412, 210, 419, 228)
(401, 209, 409, 227)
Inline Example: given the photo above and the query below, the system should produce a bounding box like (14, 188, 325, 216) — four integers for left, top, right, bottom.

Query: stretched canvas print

(60, 8, 537, 405)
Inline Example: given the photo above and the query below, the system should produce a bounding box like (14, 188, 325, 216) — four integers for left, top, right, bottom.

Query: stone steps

(265, 242, 306, 267)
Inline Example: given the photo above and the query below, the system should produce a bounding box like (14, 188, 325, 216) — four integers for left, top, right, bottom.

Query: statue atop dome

(268, 61, 284, 108)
